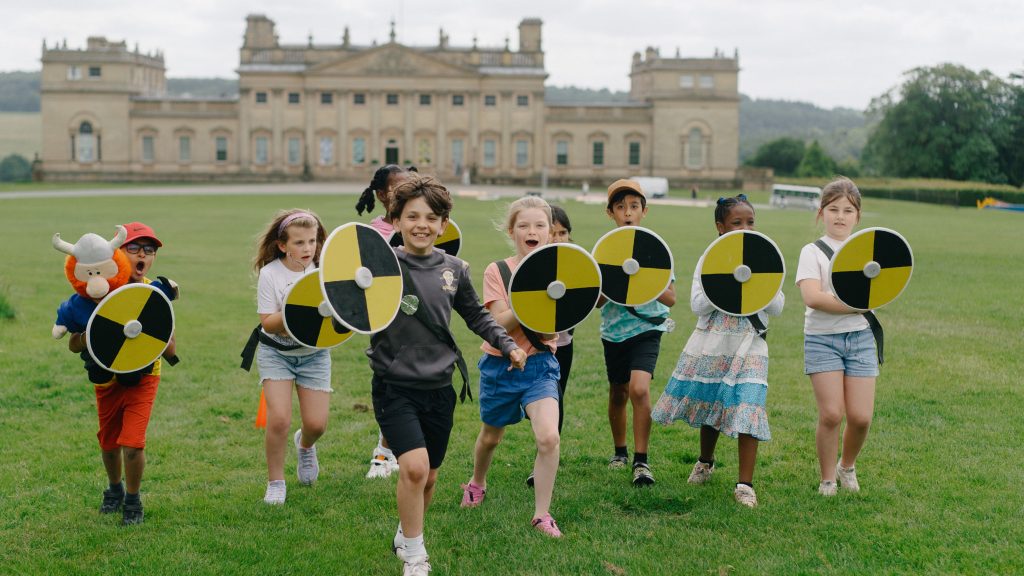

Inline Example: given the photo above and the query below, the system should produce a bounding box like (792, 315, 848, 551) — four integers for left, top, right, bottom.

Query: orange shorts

(94, 374, 160, 451)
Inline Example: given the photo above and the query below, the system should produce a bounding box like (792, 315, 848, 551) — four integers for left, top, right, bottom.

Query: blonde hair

(817, 176, 862, 224)
(253, 209, 326, 272)
(499, 195, 552, 234)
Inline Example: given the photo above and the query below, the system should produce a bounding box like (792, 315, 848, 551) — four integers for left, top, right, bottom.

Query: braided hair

(355, 164, 418, 216)
(714, 194, 752, 225)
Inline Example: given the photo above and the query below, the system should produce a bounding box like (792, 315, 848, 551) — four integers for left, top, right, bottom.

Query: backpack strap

(494, 259, 549, 352)
(814, 240, 884, 365)
(240, 325, 304, 372)
(746, 314, 769, 341)
(398, 260, 472, 402)
(625, 306, 666, 326)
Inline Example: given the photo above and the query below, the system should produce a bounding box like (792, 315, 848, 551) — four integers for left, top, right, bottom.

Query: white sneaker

(818, 480, 838, 497)
(836, 463, 860, 492)
(294, 429, 319, 485)
(734, 484, 758, 508)
(263, 480, 286, 505)
(392, 530, 407, 561)
(366, 447, 399, 479)
(687, 460, 715, 484)
(403, 557, 431, 576)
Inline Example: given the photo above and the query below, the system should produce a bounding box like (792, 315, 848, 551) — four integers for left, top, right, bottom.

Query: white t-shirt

(795, 235, 870, 335)
(257, 258, 316, 355)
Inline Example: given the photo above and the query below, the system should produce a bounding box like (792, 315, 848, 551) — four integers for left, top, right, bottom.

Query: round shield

(284, 269, 354, 349)
(508, 244, 602, 333)
(389, 219, 462, 257)
(592, 226, 674, 306)
(698, 230, 786, 316)
(85, 283, 174, 374)
(320, 222, 403, 334)
(830, 227, 913, 311)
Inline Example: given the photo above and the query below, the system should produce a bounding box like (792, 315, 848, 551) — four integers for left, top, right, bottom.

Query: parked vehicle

(628, 176, 669, 199)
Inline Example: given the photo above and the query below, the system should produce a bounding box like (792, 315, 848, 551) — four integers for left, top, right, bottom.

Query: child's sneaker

(366, 447, 399, 479)
(392, 535, 407, 561)
(836, 463, 860, 492)
(294, 429, 319, 485)
(688, 460, 715, 484)
(460, 481, 486, 507)
(264, 480, 286, 505)
(531, 513, 563, 538)
(122, 499, 144, 525)
(632, 462, 655, 486)
(818, 480, 837, 497)
(608, 454, 629, 469)
(99, 483, 125, 514)
(734, 484, 758, 508)
(403, 557, 431, 576)
(525, 470, 535, 488)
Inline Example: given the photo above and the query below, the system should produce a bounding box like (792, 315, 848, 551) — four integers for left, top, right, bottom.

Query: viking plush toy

(52, 225, 132, 339)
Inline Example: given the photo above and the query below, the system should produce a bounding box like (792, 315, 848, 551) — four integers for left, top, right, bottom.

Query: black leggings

(555, 340, 574, 433)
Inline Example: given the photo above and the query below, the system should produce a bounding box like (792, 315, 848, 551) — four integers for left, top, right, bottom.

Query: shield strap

(494, 260, 550, 353)
(815, 240, 884, 365)
(624, 306, 667, 327)
(397, 261, 471, 403)
(239, 325, 304, 372)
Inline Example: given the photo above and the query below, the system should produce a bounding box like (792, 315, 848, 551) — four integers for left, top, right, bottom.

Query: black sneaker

(632, 462, 655, 487)
(99, 485, 124, 514)
(525, 470, 535, 488)
(122, 500, 144, 526)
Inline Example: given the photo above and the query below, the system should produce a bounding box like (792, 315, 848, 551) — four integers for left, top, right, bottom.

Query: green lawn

(1, 192, 1021, 575)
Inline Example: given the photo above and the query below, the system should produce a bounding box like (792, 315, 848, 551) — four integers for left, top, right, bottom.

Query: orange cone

(255, 388, 267, 429)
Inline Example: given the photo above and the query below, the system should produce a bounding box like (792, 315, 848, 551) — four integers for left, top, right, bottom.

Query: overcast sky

(4, 0, 1021, 110)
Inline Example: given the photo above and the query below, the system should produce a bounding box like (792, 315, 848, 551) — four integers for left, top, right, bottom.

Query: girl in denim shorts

(795, 178, 879, 497)
(252, 209, 330, 505)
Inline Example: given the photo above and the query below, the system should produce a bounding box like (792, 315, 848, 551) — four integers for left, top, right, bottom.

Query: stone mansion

(39, 15, 742, 186)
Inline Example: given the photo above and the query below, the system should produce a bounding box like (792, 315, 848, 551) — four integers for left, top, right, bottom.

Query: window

(515, 140, 529, 167)
(319, 137, 334, 166)
(687, 128, 704, 168)
(386, 93, 399, 105)
(556, 141, 568, 166)
(77, 122, 95, 163)
(179, 136, 191, 162)
(418, 139, 432, 165)
(255, 92, 268, 104)
(142, 135, 155, 163)
(628, 142, 641, 166)
(321, 92, 333, 105)
(288, 92, 300, 104)
(254, 136, 268, 165)
(419, 94, 432, 106)
(352, 137, 366, 165)
(452, 94, 464, 107)
(215, 137, 228, 162)
(699, 75, 714, 89)
(679, 75, 694, 88)
(67, 66, 81, 80)
(516, 95, 529, 107)
(88, 66, 101, 78)
(483, 139, 496, 168)
(592, 141, 604, 166)
(484, 95, 497, 107)
(451, 139, 464, 171)
(353, 93, 366, 105)
(287, 137, 301, 165)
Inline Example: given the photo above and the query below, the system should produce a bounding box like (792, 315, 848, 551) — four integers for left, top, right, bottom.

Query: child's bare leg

(699, 425, 720, 462)
(396, 448, 431, 539)
(101, 449, 122, 485)
(737, 434, 758, 485)
(525, 398, 560, 519)
(840, 376, 876, 468)
(471, 424, 505, 488)
(608, 383, 629, 449)
(628, 370, 653, 454)
(295, 387, 330, 447)
(811, 371, 846, 481)
(123, 447, 145, 493)
(262, 380, 293, 481)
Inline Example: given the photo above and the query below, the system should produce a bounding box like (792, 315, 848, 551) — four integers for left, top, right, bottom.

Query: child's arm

(656, 281, 676, 307)
(764, 290, 786, 316)
(259, 312, 286, 335)
(798, 279, 857, 314)
(163, 335, 177, 359)
(68, 332, 86, 353)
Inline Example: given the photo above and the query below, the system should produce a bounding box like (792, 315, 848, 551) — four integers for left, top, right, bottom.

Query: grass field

(0, 112, 40, 161)
(1, 190, 1022, 575)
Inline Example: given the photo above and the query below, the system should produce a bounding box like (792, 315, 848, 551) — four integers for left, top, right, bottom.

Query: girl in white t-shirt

(795, 178, 877, 497)
(253, 209, 329, 505)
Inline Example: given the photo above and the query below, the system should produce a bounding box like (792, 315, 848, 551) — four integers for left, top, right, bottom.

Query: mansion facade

(40, 15, 742, 186)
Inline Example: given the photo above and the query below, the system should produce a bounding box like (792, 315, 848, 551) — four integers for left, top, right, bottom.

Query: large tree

(747, 137, 806, 176)
(863, 63, 1015, 184)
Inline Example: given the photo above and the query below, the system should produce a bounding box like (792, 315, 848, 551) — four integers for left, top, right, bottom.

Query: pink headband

(278, 211, 316, 235)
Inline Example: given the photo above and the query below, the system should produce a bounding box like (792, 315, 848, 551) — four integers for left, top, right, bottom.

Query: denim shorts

(256, 344, 333, 392)
(478, 352, 560, 428)
(804, 329, 879, 377)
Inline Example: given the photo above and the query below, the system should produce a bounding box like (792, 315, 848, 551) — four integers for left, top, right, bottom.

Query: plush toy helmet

(53, 225, 131, 299)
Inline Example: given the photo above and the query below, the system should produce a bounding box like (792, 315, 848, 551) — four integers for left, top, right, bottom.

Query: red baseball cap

(122, 222, 163, 247)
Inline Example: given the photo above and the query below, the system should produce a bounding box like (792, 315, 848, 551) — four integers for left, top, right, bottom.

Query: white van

(628, 176, 669, 199)
(771, 184, 821, 209)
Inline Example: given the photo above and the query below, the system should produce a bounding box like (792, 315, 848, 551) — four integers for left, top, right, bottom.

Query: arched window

(687, 128, 703, 169)
(78, 121, 95, 163)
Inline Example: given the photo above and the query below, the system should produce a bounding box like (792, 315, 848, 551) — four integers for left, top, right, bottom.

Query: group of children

(63, 170, 883, 575)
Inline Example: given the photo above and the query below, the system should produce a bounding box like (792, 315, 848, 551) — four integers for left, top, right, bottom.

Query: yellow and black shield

(86, 283, 174, 373)
(389, 219, 462, 257)
(830, 227, 913, 311)
(284, 269, 353, 349)
(699, 230, 786, 316)
(592, 226, 673, 306)
(509, 244, 602, 333)
(320, 222, 403, 334)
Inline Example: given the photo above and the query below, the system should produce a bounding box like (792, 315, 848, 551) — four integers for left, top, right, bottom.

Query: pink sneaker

(460, 481, 486, 507)
(531, 513, 563, 538)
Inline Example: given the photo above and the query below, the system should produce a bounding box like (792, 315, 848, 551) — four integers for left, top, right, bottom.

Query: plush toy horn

(109, 225, 127, 250)
(52, 233, 75, 256)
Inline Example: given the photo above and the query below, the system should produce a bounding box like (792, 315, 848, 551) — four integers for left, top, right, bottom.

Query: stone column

(500, 91, 513, 174)
(337, 90, 347, 172)
(271, 88, 283, 171)
(239, 88, 251, 169)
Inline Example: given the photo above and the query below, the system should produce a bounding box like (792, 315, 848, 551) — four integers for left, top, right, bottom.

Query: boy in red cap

(66, 221, 178, 525)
